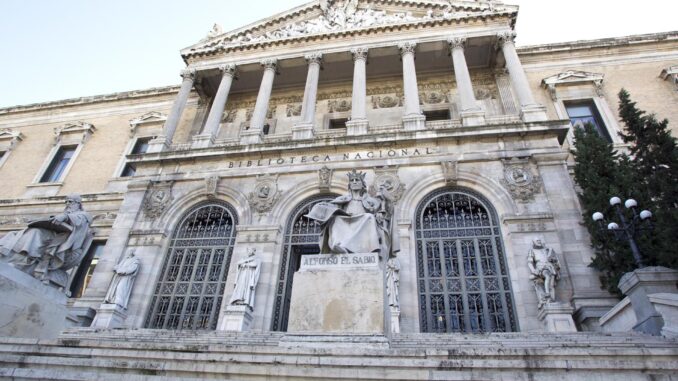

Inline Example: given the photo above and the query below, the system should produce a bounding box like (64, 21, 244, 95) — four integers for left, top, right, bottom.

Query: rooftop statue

(305, 169, 398, 258)
(0, 194, 93, 289)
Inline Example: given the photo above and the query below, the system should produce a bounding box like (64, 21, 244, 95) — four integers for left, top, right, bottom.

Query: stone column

(447, 37, 485, 126)
(241, 59, 277, 145)
(497, 31, 547, 122)
(193, 64, 237, 148)
(398, 42, 426, 131)
(292, 53, 322, 140)
(148, 69, 196, 152)
(346, 47, 369, 135)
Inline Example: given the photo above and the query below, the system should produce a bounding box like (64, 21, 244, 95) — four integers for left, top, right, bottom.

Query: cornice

(517, 31, 678, 56)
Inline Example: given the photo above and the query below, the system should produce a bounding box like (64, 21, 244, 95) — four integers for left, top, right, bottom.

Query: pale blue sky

(1, 0, 675, 108)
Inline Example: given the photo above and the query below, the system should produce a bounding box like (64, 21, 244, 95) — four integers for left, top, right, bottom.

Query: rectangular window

(564, 100, 611, 142)
(424, 109, 451, 121)
(121, 137, 151, 177)
(40, 145, 77, 183)
(329, 118, 348, 129)
(69, 241, 106, 298)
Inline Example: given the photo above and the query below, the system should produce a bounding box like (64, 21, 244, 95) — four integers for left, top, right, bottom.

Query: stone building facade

(0, 0, 677, 340)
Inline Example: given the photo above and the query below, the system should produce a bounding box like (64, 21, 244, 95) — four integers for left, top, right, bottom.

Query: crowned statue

(305, 169, 398, 259)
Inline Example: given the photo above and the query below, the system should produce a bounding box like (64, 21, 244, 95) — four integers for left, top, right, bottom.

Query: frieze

(328, 99, 352, 113)
(286, 103, 302, 117)
(372, 95, 401, 109)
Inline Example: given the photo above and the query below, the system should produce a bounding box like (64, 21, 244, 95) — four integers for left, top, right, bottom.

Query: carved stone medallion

(369, 166, 405, 203)
(372, 95, 400, 109)
(328, 99, 351, 113)
(248, 174, 282, 214)
(143, 181, 173, 219)
(500, 159, 542, 202)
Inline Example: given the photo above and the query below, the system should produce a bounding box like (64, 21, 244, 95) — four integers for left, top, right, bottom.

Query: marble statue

(527, 238, 561, 307)
(229, 248, 261, 310)
(305, 169, 398, 258)
(386, 256, 401, 309)
(0, 194, 92, 288)
(104, 250, 141, 309)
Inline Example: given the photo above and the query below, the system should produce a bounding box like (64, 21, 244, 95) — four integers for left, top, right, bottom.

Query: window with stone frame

(69, 241, 106, 298)
(39, 145, 77, 183)
(120, 137, 153, 177)
(564, 100, 612, 142)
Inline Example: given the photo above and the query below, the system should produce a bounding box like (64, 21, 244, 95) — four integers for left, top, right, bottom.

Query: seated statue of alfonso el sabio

(305, 169, 398, 259)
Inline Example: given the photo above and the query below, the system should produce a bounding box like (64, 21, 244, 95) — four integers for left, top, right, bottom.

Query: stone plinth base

(91, 303, 127, 328)
(287, 253, 385, 334)
(0, 262, 69, 339)
(402, 114, 426, 130)
(240, 129, 264, 145)
(191, 133, 215, 148)
(291, 122, 315, 140)
(618, 266, 678, 335)
(460, 109, 486, 126)
(220, 304, 253, 332)
(146, 135, 170, 153)
(346, 119, 369, 135)
(390, 308, 401, 334)
(520, 104, 548, 122)
(538, 302, 577, 332)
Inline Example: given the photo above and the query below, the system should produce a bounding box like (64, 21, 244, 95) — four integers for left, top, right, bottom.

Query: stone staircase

(0, 329, 676, 380)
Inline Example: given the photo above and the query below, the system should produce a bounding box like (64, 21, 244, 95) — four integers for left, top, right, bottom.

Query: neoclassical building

(0, 0, 677, 378)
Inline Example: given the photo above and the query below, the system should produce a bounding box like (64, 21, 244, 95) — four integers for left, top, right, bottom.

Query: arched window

(145, 202, 237, 330)
(272, 194, 337, 331)
(415, 188, 517, 333)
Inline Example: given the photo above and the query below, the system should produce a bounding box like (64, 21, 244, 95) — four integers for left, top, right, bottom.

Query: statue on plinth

(104, 250, 141, 309)
(0, 194, 93, 288)
(386, 256, 401, 309)
(305, 169, 398, 258)
(527, 238, 561, 307)
(229, 248, 261, 310)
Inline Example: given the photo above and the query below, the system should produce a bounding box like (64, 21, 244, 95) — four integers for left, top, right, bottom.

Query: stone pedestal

(0, 262, 69, 339)
(390, 308, 401, 334)
(402, 115, 426, 131)
(221, 304, 253, 332)
(291, 122, 315, 140)
(91, 303, 127, 328)
(460, 109, 486, 126)
(538, 302, 577, 332)
(146, 136, 170, 153)
(287, 253, 385, 334)
(240, 130, 264, 145)
(618, 266, 678, 335)
(520, 104, 548, 122)
(346, 120, 369, 136)
(191, 133, 215, 149)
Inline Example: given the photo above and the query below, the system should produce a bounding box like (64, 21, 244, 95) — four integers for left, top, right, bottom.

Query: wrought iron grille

(272, 194, 337, 331)
(145, 202, 237, 330)
(415, 188, 517, 333)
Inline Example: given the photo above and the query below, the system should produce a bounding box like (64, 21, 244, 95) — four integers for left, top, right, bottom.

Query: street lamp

(592, 197, 653, 268)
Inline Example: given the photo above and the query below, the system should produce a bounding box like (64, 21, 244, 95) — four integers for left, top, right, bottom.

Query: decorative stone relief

(328, 99, 351, 113)
(528, 238, 561, 308)
(420, 91, 449, 104)
(369, 166, 405, 203)
(53, 121, 96, 145)
(441, 160, 458, 184)
(286, 103, 302, 117)
(500, 159, 542, 202)
(205, 175, 219, 198)
(318, 165, 333, 190)
(660, 65, 678, 91)
(221, 110, 237, 123)
(143, 181, 173, 219)
(247, 174, 282, 214)
(371, 95, 401, 109)
(475, 87, 497, 100)
(129, 111, 167, 137)
(0, 128, 24, 151)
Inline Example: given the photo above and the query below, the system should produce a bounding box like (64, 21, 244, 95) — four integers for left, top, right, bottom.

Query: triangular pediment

(542, 70, 604, 87)
(182, 0, 516, 58)
(129, 111, 167, 127)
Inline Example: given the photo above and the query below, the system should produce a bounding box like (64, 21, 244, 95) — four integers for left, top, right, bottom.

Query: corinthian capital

(350, 47, 369, 62)
(496, 31, 517, 47)
(447, 36, 467, 50)
(219, 64, 237, 77)
(260, 59, 278, 71)
(398, 42, 417, 57)
(180, 68, 197, 81)
(304, 52, 323, 65)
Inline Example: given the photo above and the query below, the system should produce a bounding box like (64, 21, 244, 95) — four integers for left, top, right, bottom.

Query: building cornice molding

(517, 31, 678, 56)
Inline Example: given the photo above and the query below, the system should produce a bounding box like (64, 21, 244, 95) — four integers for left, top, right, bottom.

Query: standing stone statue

(229, 248, 261, 310)
(386, 256, 401, 309)
(0, 194, 93, 288)
(104, 250, 141, 309)
(305, 169, 398, 258)
(527, 238, 561, 307)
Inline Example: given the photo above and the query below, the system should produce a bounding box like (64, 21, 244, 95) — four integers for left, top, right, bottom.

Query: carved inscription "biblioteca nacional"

(226, 147, 436, 169)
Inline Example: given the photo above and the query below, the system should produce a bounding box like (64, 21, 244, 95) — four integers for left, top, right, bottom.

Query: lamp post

(592, 197, 653, 268)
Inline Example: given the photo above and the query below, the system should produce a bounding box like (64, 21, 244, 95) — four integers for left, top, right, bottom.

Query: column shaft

(448, 37, 480, 112)
(301, 54, 322, 124)
(350, 48, 368, 121)
(163, 69, 195, 143)
(498, 32, 536, 107)
(202, 65, 236, 137)
(250, 59, 277, 131)
(399, 42, 422, 116)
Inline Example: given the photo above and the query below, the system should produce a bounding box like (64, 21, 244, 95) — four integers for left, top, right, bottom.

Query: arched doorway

(415, 188, 517, 333)
(145, 201, 237, 330)
(271, 194, 337, 331)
